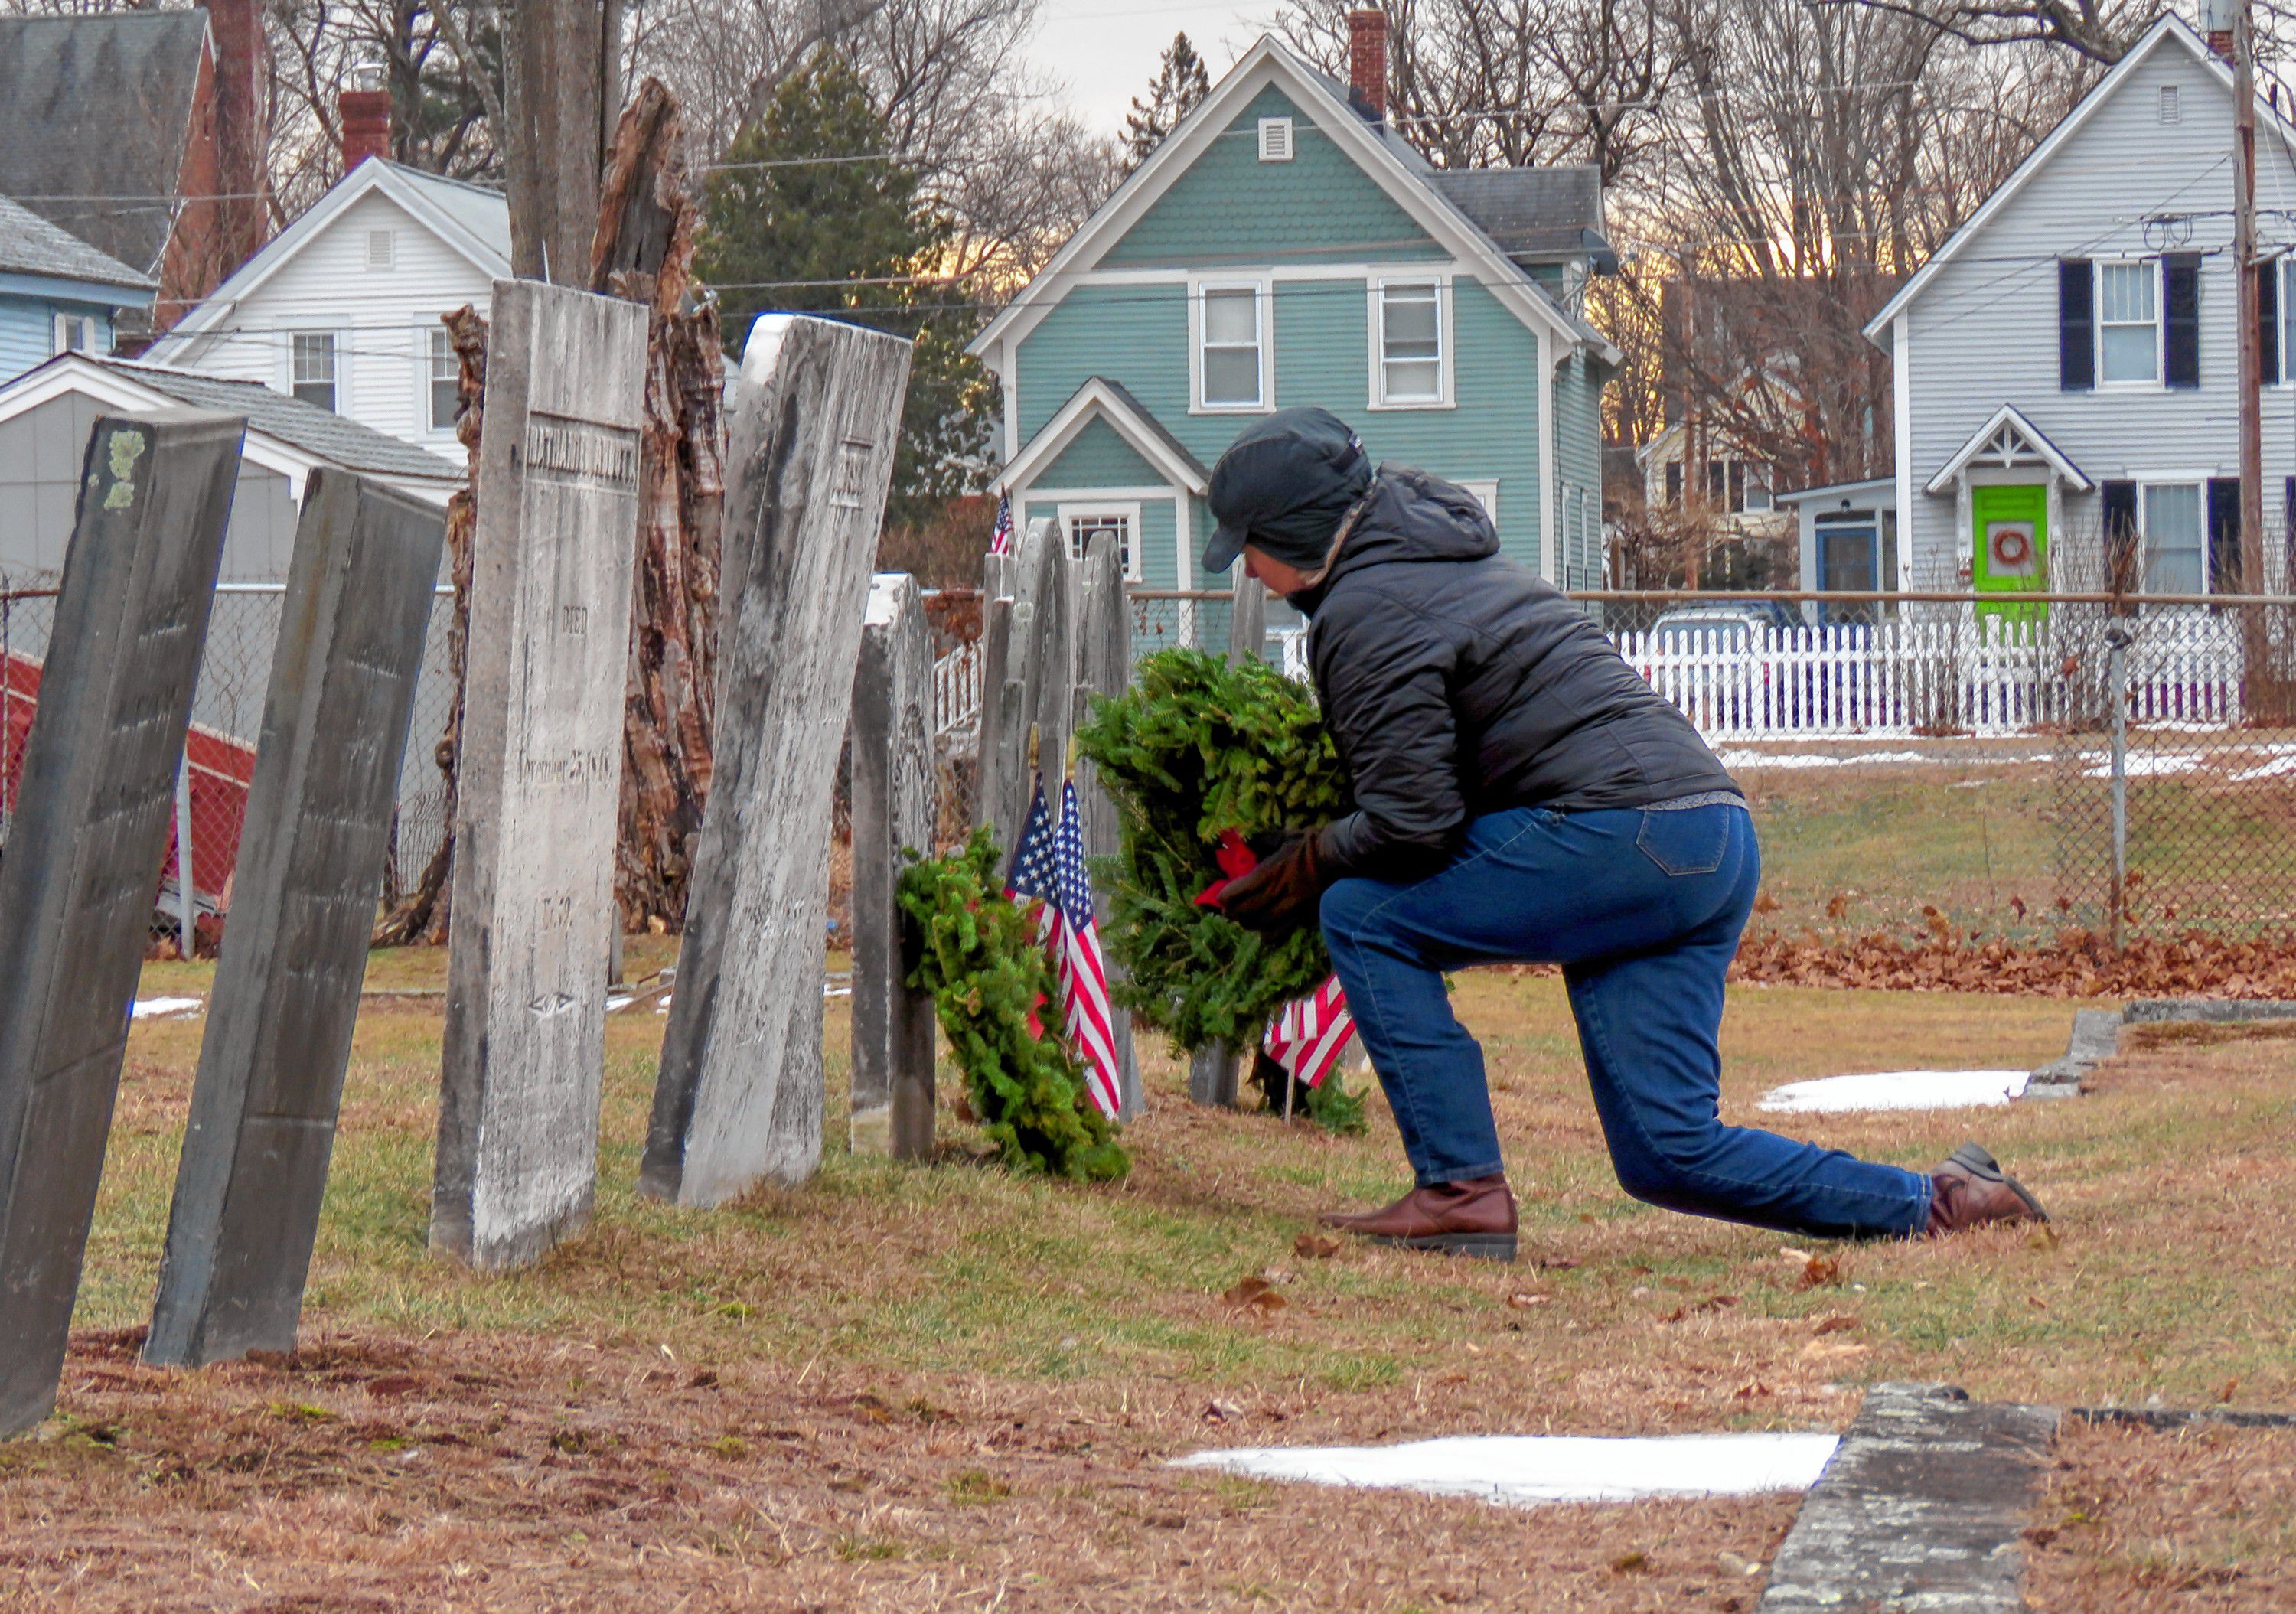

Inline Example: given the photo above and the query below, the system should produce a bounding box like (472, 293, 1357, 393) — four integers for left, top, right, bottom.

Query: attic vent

(2161, 84, 2181, 124)
(1257, 117, 1293, 162)
(366, 227, 396, 269)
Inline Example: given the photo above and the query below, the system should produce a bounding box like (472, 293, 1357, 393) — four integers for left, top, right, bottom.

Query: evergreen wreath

(1075, 648, 1366, 1133)
(896, 829, 1130, 1182)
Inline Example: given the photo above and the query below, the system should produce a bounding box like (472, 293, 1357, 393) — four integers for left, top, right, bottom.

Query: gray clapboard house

(1867, 12, 2296, 608)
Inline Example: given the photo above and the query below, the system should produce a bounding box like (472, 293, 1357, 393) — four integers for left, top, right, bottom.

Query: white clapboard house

(142, 156, 510, 455)
(1868, 11, 2296, 608)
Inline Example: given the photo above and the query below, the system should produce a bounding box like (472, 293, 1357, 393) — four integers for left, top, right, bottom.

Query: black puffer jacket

(1294, 466, 1739, 881)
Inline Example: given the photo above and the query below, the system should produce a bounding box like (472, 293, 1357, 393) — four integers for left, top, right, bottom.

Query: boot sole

(1948, 1143, 2050, 1222)
(1365, 1231, 1519, 1262)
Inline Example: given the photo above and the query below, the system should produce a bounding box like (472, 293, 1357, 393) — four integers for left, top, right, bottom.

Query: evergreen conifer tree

(1122, 33, 1212, 174)
(697, 52, 994, 526)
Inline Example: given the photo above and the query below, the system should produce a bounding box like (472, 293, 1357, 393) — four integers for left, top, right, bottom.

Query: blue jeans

(1320, 804, 1931, 1240)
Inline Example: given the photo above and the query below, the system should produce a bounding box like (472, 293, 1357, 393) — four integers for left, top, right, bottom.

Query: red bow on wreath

(1190, 830, 1260, 908)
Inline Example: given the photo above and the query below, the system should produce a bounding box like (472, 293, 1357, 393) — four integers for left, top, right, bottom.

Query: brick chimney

(2203, 0, 2236, 58)
(1348, 9, 1388, 122)
(207, 0, 271, 267)
(341, 67, 391, 172)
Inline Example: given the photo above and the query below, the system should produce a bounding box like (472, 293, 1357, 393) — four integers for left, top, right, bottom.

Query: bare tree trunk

(373, 304, 488, 946)
(502, 0, 625, 282)
(589, 79, 726, 929)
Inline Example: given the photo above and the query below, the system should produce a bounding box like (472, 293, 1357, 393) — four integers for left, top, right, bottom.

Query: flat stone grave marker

(0, 408, 241, 1434)
(849, 572, 936, 1159)
(432, 280, 647, 1271)
(640, 314, 911, 1208)
(146, 469, 448, 1365)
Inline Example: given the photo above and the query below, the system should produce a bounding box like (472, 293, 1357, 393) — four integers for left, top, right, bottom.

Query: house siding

(159, 187, 494, 453)
(1902, 40, 2296, 585)
(1100, 86, 1446, 269)
(0, 295, 116, 383)
(1553, 347, 1606, 586)
(1023, 493, 1181, 589)
(1036, 415, 1163, 487)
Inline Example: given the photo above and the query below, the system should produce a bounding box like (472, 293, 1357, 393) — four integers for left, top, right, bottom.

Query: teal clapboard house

(0, 195, 155, 383)
(969, 28, 1618, 609)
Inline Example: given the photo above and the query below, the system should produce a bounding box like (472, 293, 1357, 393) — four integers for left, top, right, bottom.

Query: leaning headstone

(1189, 1041, 1241, 1108)
(1228, 572, 1267, 667)
(850, 572, 937, 1159)
(983, 520, 1075, 854)
(432, 281, 647, 1271)
(640, 315, 911, 1208)
(1071, 533, 1142, 1120)
(976, 590, 1021, 852)
(0, 409, 241, 1434)
(146, 470, 448, 1367)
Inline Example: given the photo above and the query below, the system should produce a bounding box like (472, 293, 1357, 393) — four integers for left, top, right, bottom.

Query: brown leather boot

(1926, 1143, 2049, 1235)
(1319, 1173, 1518, 1261)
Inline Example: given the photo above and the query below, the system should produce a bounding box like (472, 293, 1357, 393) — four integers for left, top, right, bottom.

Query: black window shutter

(2262, 262, 2281, 386)
(2164, 253, 2200, 389)
(2102, 480, 2140, 592)
(2207, 477, 2242, 593)
(2060, 259, 2095, 390)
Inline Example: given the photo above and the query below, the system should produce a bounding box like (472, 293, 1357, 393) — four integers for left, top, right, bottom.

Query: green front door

(1971, 483, 2048, 623)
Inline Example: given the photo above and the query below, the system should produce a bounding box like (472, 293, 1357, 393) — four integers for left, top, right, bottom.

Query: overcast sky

(1029, 0, 1277, 135)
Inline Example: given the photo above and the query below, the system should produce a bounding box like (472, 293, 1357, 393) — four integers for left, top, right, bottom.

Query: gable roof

(969, 35, 1616, 366)
(0, 194, 157, 295)
(145, 159, 511, 359)
(0, 354, 462, 498)
(1865, 12, 2296, 347)
(1002, 377, 1212, 495)
(1924, 403, 2091, 494)
(0, 11, 210, 275)
(1429, 167, 1606, 260)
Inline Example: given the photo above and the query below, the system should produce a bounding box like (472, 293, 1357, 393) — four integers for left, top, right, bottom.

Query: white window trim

(2094, 256, 2165, 393)
(51, 311, 99, 355)
(1189, 276, 1272, 415)
(1455, 478, 1499, 527)
(1056, 501, 1146, 582)
(1365, 272, 1455, 411)
(2132, 473, 2212, 598)
(416, 319, 460, 438)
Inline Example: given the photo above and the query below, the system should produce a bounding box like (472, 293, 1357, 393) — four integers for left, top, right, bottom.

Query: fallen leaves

(1219, 1277, 1287, 1315)
(1810, 1313, 1859, 1337)
(1733, 925, 2296, 999)
(1292, 1233, 1340, 1260)
(1505, 1292, 1549, 1309)
(1798, 1254, 1845, 1290)
(1660, 1295, 1737, 1323)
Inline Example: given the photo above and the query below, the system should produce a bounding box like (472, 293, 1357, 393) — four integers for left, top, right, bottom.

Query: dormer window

(1257, 117, 1293, 161)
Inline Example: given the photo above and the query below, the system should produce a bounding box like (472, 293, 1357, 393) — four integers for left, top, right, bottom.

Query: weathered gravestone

(639, 314, 911, 1207)
(849, 572, 936, 1159)
(1071, 533, 1142, 1120)
(1228, 572, 1267, 667)
(146, 470, 448, 1366)
(0, 409, 241, 1434)
(980, 520, 1075, 856)
(432, 281, 647, 1270)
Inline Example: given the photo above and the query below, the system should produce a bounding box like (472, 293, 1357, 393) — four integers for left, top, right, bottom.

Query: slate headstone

(983, 520, 1074, 855)
(0, 408, 241, 1434)
(1071, 533, 1141, 1120)
(1228, 572, 1267, 667)
(1189, 1040, 1241, 1109)
(849, 572, 936, 1159)
(432, 281, 647, 1271)
(639, 314, 912, 1208)
(145, 470, 448, 1366)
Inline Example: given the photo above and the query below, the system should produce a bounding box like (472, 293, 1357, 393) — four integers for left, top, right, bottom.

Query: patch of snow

(132, 997, 203, 1019)
(1718, 750, 1930, 771)
(1172, 1432, 1840, 1507)
(2080, 753, 2200, 779)
(2232, 754, 2296, 781)
(605, 994, 635, 1012)
(1756, 1068, 2030, 1113)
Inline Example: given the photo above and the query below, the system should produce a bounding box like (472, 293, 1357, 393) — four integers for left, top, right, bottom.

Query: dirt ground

(5, 972, 2292, 1608)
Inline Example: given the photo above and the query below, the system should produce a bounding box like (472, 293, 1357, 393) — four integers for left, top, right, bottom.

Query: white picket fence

(928, 605, 2254, 742)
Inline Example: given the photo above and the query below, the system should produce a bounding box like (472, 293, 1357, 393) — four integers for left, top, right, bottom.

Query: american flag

(1005, 775, 1123, 1119)
(1263, 975, 1355, 1091)
(989, 491, 1014, 556)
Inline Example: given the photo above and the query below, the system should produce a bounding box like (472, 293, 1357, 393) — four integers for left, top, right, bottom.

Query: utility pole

(2229, 0, 2272, 713)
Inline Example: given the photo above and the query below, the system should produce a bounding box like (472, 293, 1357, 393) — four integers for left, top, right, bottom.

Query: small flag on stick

(989, 491, 1014, 556)
(1005, 775, 1123, 1119)
(1264, 976, 1355, 1099)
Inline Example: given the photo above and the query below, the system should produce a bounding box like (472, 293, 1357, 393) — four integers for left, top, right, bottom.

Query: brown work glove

(1215, 829, 1329, 937)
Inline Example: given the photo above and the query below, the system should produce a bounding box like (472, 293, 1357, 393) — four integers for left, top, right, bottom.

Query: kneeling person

(1205, 409, 2046, 1262)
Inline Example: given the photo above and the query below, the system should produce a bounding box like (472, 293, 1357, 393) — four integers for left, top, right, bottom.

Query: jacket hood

(1287, 465, 1501, 615)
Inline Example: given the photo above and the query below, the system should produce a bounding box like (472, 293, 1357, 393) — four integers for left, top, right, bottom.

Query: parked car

(1638, 602, 1801, 732)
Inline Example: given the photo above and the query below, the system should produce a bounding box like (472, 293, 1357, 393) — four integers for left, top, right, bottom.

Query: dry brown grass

(11, 964, 2291, 1607)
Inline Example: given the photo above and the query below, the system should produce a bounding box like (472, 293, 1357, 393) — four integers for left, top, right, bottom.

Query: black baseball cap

(1202, 407, 1371, 575)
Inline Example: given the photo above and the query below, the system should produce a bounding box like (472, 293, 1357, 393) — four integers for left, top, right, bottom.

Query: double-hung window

(1195, 282, 1266, 411)
(1372, 279, 1446, 406)
(427, 327, 459, 432)
(291, 332, 338, 412)
(2097, 260, 2161, 385)
(2141, 481, 2205, 595)
(1059, 504, 1142, 581)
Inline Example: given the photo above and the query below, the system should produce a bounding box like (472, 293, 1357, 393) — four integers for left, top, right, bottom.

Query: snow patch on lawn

(1172, 1432, 1841, 1507)
(131, 997, 203, 1019)
(1756, 1068, 2030, 1113)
